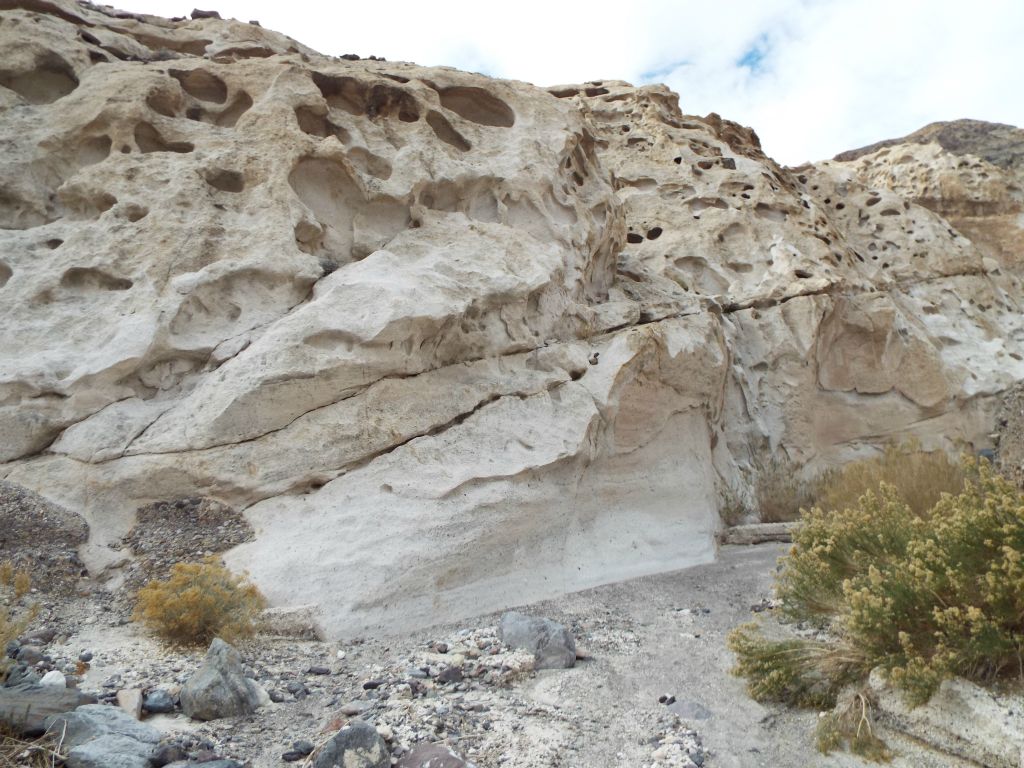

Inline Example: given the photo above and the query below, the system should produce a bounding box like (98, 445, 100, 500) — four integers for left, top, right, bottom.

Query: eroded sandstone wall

(1, 0, 1021, 637)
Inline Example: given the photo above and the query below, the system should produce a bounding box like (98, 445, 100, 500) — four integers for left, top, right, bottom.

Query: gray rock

(395, 743, 477, 768)
(313, 719, 389, 768)
(44, 703, 160, 748)
(0, 684, 96, 734)
(498, 612, 576, 669)
(64, 734, 154, 768)
(339, 700, 370, 716)
(150, 742, 188, 767)
(5, 664, 41, 687)
(142, 688, 175, 714)
(179, 638, 268, 721)
(15, 645, 44, 665)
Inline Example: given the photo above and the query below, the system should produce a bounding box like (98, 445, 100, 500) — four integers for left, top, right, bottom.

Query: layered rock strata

(1, 0, 1021, 636)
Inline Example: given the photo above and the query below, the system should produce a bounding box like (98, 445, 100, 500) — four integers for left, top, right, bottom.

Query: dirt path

(500, 542, 962, 768)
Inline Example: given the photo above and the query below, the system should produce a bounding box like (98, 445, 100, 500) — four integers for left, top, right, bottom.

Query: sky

(123, 0, 1023, 166)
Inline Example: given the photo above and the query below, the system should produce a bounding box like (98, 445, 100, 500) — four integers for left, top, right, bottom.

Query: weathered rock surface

(498, 612, 576, 670)
(312, 719, 389, 768)
(179, 638, 268, 720)
(868, 668, 1024, 768)
(395, 744, 477, 768)
(0, 1, 1022, 637)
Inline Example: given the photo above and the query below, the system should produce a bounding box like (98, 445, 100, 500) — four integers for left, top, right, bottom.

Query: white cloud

(121, 0, 1024, 164)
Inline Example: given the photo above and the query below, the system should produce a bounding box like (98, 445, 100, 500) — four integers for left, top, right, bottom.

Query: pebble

(39, 669, 66, 688)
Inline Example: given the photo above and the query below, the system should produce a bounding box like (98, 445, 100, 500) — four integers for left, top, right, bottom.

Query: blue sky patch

(737, 36, 770, 72)
(639, 59, 692, 82)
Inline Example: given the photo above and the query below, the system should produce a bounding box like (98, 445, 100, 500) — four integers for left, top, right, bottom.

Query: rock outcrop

(0, 0, 1021, 637)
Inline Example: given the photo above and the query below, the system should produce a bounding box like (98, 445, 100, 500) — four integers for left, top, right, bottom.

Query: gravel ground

(0, 481, 88, 594)
(7, 543, 971, 768)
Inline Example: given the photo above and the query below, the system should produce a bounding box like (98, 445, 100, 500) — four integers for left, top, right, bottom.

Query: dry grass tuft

(816, 440, 963, 517)
(0, 722, 61, 768)
(754, 455, 826, 523)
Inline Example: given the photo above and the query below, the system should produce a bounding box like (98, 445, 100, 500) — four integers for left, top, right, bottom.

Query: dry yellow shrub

(133, 556, 266, 646)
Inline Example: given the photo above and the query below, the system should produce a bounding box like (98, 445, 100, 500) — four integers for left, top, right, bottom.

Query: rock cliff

(1, 0, 1021, 637)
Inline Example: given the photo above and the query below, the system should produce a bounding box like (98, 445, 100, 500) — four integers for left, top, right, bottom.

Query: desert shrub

(816, 440, 963, 518)
(731, 456, 1024, 721)
(133, 557, 266, 646)
(776, 485, 920, 623)
(754, 455, 826, 523)
(718, 482, 749, 526)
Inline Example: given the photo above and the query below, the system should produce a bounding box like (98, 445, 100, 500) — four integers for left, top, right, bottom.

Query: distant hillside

(835, 119, 1024, 170)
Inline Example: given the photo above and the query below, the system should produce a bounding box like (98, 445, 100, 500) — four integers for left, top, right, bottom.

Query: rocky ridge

(0, 0, 1022, 638)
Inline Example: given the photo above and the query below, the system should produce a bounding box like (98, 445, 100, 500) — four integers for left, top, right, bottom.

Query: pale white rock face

(1, 2, 1022, 636)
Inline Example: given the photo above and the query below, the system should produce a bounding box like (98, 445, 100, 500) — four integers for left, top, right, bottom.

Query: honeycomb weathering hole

(426, 111, 470, 152)
(346, 148, 392, 180)
(0, 262, 11, 289)
(134, 123, 194, 154)
(0, 57, 78, 105)
(295, 106, 351, 143)
(216, 92, 253, 128)
(288, 157, 363, 259)
(312, 73, 419, 122)
(60, 267, 133, 292)
(169, 68, 227, 103)
(435, 86, 515, 127)
(204, 168, 245, 192)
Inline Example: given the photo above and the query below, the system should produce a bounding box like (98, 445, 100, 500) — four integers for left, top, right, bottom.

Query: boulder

(313, 719, 389, 768)
(64, 734, 155, 768)
(498, 612, 576, 669)
(0, 685, 95, 734)
(179, 638, 268, 721)
(44, 703, 160, 747)
(142, 688, 176, 714)
(44, 704, 160, 768)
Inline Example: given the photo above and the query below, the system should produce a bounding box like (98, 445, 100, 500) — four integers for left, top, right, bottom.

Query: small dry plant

(816, 690, 891, 761)
(0, 721, 62, 768)
(754, 455, 826, 523)
(133, 556, 266, 646)
(0, 561, 37, 680)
